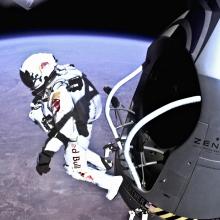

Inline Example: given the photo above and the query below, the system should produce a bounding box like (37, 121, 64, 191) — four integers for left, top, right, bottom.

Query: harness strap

(56, 132, 70, 148)
(48, 74, 99, 139)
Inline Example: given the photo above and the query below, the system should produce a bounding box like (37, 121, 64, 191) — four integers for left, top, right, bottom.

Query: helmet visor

(20, 70, 35, 90)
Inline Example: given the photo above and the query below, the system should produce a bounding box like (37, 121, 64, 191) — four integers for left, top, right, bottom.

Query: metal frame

(124, 96, 201, 189)
(105, 65, 202, 190)
(105, 65, 143, 150)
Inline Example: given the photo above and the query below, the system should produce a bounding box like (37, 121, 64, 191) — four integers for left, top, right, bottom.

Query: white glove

(29, 107, 44, 123)
(29, 107, 51, 133)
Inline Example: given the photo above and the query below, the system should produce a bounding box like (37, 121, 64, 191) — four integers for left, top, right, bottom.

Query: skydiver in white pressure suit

(19, 53, 123, 200)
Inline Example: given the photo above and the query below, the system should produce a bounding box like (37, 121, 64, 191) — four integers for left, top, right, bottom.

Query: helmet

(20, 53, 57, 91)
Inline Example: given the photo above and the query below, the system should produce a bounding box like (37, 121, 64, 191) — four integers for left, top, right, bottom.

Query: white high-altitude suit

(20, 53, 123, 200)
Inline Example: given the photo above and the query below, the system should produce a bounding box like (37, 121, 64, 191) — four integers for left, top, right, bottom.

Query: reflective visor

(20, 70, 35, 90)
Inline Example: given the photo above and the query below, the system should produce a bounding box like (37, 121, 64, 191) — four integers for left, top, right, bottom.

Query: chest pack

(49, 73, 99, 139)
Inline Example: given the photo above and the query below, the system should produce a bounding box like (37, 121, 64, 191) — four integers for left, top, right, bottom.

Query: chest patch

(52, 92, 61, 112)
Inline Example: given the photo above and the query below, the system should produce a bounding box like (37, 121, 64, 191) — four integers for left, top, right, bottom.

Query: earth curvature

(0, 34, 151, 220)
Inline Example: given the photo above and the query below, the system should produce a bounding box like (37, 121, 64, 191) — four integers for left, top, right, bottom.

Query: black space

(0, 0, 190, 38)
